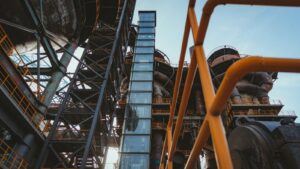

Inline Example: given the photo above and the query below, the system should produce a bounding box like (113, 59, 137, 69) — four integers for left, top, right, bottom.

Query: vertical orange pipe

(208, 115, 233, 169)
(163, 3, 192, 169)
(185, 45, 227, 168)
(159, 136, 167, 169)
(167, 13, 191, 128)
(169, 54, 197, 160)
(185, 119, 210, 169)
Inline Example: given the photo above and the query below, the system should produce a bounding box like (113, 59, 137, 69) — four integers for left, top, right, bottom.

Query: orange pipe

(210, 56, 300, 116)
(162, 2, 194, 169)
(196, 0, 300, 45)
(188, 8, 198, 42)
(169, 54, 197, 160)
(159, 136, 167, 169)
(185, 56, 300, 169)
(165, 14, 191, 169)
(167, 8, 191, 128)
(184, 46, 218, 169)
(208, 115, 233, 169)
(167, 127, 172, 158)
(195, 46, 215, 106)
(185, 119, 210, 169)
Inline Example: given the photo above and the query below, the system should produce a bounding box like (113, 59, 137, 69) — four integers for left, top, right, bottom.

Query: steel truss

(35, 0, 136, 168)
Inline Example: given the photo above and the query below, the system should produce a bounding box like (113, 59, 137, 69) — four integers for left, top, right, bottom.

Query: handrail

(0, 139, 29, 169)
(0, 61, 48, 135)
(0, 24, 43, 100)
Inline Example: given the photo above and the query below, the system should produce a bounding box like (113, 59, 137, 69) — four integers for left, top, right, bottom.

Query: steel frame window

(120, 11, 156, 169)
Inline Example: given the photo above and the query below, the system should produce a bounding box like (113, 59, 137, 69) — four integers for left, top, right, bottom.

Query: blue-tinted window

(122, 136, 150, 152)
(131, 72, 153, 81)
(140, 13, 155, 21)
(137, 34, 155, 40)
(139, 22, 155, 27)
(124, 119, 151, 134)
(136, 40, 155, 47)
(130, 81, 152, 91)
(133, 63, 153, 71)
(139, 28, 155, 33)
(120, 154, 149, 169)
(135, 47, 154, 54)
(128, 92, 152, 104)
(125, 105, 152, 118)
(134, 54, 153, 62)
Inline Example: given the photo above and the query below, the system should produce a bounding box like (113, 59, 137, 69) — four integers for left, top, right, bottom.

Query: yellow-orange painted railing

(0, 24, 43, 100)
(160, 0, 300, 169)
(0, 59, 49, 135)
(0, 139, 29, 169)
(0, 24, 49, 136)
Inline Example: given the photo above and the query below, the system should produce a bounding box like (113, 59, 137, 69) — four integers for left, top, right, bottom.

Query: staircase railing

(0, 24, 49, 135)
(0, 24, 43, 100)
(0, 139, 29, 169)
(0, 62, 49, 135)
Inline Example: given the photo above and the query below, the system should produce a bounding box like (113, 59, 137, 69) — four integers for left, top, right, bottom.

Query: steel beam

(80, 0, 131, 167)
(34, 47, 88, 169)
(18, 67, 52, 76)
(41, 42, 77, 110)
(21, 0, 62, 70)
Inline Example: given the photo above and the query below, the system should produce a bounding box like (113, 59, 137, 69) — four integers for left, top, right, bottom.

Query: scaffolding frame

(34, 0, 136, 168)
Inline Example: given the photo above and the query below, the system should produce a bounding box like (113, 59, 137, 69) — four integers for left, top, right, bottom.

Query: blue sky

(133, 0, 300, 122)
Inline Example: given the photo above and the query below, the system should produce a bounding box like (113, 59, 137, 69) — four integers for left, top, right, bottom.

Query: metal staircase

(36, 0, 136, 168)
(0, 24, 48, 136)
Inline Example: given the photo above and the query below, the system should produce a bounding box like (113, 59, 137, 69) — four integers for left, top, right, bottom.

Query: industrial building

(0, 0, 299, 169)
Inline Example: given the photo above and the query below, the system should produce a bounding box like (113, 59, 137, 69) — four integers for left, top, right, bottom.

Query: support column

(14, 134, 35, 160)
(40, 42, 77, 111)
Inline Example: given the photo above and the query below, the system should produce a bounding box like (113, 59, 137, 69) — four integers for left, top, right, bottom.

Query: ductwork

(154, 71, 173, 91)
(154, 81, 171, 99)
(208, 47, 276, 104)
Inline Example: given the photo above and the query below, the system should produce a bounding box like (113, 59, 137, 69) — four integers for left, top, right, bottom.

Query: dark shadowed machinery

(0, 0, 299, 169)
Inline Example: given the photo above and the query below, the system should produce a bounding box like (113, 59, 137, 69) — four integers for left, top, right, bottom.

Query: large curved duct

(154, 71, 173, 91)
(154, 81, 171, 99)
(208, 46, 276, 104)
(0, 0, 120, 53)
(228, 121, 300, 169)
